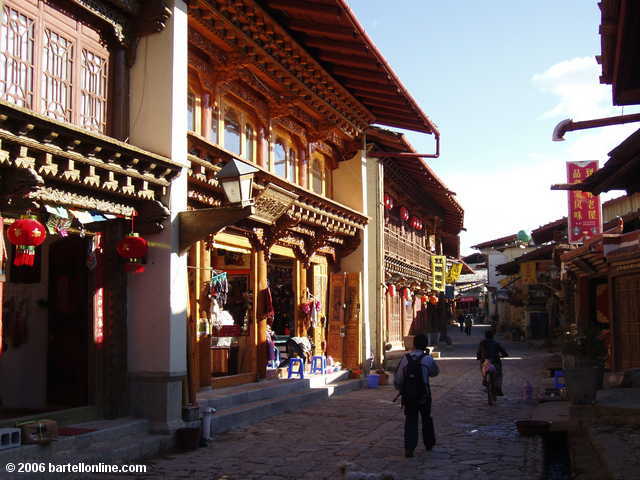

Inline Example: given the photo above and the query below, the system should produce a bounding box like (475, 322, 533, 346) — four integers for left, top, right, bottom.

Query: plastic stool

(310, 355, 326, 374)
(553, 369, 566, 389)
(287, 357, 304, 379)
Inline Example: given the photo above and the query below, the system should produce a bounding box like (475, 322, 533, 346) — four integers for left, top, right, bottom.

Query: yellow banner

(520, 261, 537, 285)
(446, 263, 463, 284)
(431, 255, 446, 291)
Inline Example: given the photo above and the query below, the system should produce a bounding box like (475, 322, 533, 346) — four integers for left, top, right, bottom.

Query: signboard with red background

(567, 161, 602, 244)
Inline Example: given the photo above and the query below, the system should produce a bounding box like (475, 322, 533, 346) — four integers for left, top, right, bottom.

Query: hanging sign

(567, 161, 602, 244)
(446, 263, 463, 284)
(92, 233, 104, 345)
(431, 255, 446, 291)
(520, 261, 537, 285)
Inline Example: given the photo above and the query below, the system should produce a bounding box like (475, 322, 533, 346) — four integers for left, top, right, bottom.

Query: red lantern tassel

(125, 259, 145, 273)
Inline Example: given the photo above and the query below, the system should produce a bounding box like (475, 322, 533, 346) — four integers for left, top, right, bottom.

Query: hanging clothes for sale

(209, 271, 228, 307)
(262, 286, 275, 321)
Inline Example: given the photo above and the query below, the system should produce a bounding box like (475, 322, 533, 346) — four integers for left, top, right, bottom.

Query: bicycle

(482, 359, 498, 405)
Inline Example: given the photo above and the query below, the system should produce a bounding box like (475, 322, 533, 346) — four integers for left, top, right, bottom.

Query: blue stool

(553, 369, 566, 389)
(310, 355, 326, 375)
(287, 357, 304, 379)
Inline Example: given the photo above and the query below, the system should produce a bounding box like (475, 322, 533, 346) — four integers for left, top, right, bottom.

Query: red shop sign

(566, 161, 602, 244)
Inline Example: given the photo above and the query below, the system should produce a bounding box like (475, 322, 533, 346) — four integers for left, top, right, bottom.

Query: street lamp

(218, 157, 259, 207)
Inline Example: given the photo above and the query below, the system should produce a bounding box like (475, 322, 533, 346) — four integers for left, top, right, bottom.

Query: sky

(349, 0, 640, 256)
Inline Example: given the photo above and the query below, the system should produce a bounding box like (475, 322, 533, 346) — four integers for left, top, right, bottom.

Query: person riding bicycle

(476, 330, 508, 396)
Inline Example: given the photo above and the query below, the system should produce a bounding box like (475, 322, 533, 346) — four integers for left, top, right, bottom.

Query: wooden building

(363, 128, 463, 359)
(183, 1, 442, 391)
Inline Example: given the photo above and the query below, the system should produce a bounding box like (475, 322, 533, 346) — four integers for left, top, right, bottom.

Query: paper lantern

(116, 233, 148, 273)
(402, 287, 411, 300)
(387, 284, 396, 297)
(399, 207, 409, 221)
(429, 295, 439, 305)
(421, 295, 428, 304)
(410, 216, 423, 231)
(383, 193, 395, 211)
(7, 216, 47, 266)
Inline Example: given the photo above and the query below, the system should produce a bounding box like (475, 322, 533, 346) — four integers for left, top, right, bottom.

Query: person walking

(464, 314, 473, 336)
(458, 313, 464, 333)
(394, 334, 439, 458)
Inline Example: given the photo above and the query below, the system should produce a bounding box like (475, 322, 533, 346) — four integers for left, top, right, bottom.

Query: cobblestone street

(107, 325, 548, 480)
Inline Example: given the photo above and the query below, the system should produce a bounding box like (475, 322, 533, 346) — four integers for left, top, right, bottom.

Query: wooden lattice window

(0, 0, 110, 133)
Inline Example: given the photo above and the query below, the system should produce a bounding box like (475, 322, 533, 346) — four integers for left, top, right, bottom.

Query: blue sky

(349, 0, 640, 255)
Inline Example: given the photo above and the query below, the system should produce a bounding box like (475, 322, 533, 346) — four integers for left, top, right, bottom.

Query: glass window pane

(245, 125, 254, 162)
(311, 157, 323, 194)
(209, 108, 218, 143)
(274, 141, 286, 177)
(187, 93, 195, 131)
(287, 148, 296, 182)
(224, 109, 241, 154)
(0, 5, 36, 109)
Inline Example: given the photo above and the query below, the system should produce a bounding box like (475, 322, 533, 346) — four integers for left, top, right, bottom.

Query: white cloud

(459, 56, 635, 255)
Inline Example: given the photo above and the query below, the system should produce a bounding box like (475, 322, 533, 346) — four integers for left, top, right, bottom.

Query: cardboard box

(19, 420, 58, 444)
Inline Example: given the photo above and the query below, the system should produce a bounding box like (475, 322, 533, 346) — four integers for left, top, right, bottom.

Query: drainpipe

(552, 113, 640, 141)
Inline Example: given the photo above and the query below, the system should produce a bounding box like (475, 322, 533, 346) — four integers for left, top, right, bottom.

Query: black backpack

(400, 353, 427, 407)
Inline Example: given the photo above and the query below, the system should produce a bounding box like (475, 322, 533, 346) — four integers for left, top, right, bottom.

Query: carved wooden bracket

(293, 229, 332, 269)
(178, 205, 254, 254)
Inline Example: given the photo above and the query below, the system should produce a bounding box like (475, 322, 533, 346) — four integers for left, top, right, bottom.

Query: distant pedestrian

(458, 314, 464, 333)
(394, 334, 439, 458)
(464, 315, 473, 336)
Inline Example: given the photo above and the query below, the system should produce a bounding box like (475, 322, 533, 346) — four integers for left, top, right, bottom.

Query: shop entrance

(47, 236, 90, 407)
(268, 255, 295, 336)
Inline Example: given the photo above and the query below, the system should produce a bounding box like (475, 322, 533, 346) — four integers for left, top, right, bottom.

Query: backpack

(400, 353, 427, 407)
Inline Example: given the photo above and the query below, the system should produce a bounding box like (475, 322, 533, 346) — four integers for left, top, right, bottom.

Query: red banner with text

(567, 161, 602, 244)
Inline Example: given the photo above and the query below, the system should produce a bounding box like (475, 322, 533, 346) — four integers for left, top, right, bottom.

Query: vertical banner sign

(446, 263, 463, 284)
(431, 255, 446, 291)
(92, 233, 105, 345)
(567, 161, 602, 244)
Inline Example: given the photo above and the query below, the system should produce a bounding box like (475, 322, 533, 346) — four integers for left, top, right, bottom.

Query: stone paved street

(104, 324, 548, 480)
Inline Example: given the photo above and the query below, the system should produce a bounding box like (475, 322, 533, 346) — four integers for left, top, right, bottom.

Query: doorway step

(0, 417, 172, 467)
(198, 370, 362, 434)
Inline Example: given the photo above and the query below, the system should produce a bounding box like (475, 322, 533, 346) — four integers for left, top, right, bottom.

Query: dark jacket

(476, 339, 508, 365)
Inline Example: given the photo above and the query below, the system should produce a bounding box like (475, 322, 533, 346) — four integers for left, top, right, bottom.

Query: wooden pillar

(112, 47, 129, 141)
(299, 148, 308, 189)
(256, 250, 268, 378)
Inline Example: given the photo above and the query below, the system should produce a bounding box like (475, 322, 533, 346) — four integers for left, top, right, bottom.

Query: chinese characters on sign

(431, 255, 446, 291)
(520, 261, 537, 285)
(446, 262, 463, 284)
(567, 161, 602, 244)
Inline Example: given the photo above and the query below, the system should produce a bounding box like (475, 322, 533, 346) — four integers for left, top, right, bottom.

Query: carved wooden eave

(186, 132, 367, 262)
(0, 101, 182, 225)
(188, 0, 373, 138)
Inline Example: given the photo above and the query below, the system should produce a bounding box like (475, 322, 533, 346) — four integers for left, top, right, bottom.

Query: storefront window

(274, 141, 286, 178)
(224, 109, 241, 154)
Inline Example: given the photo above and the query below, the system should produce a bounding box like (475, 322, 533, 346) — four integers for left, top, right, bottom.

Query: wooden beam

(317, 52, 378, 71)
(369, 104, 415, 117)
(330, 66, 389, 82)
(354, 91, 408, 107)
(287, 19, 356, 40)
(265, 0, 343, 20)
(303, 37, 368, 56)
(343, 79, 398, 95)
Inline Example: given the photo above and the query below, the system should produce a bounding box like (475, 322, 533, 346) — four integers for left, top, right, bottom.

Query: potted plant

(561, 323, 607, 404)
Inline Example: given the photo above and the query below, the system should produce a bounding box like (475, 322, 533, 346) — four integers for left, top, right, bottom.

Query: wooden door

(327, 272, 345, 364)
(47, 236, 89, 407)
(613, 275, 640, 369)
(388, 293, 402, 346)
(343, 272, 361, 370)
(312, 262, 328, 355)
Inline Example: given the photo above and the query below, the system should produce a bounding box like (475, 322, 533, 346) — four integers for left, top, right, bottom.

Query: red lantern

(383, 193, 395, 211)
(388, 284, 396, 297)
(429, 295, 439, 305)
(7, 216, 47, 267)
(421, 295, 428, 304)
(403, 288, 411, 300)
(116, 233, 148, 273)
(399, 206, 409, 221)
(410, 216, 423, 230)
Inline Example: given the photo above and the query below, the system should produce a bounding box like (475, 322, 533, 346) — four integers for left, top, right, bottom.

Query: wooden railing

(384, 226, 432, 269)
